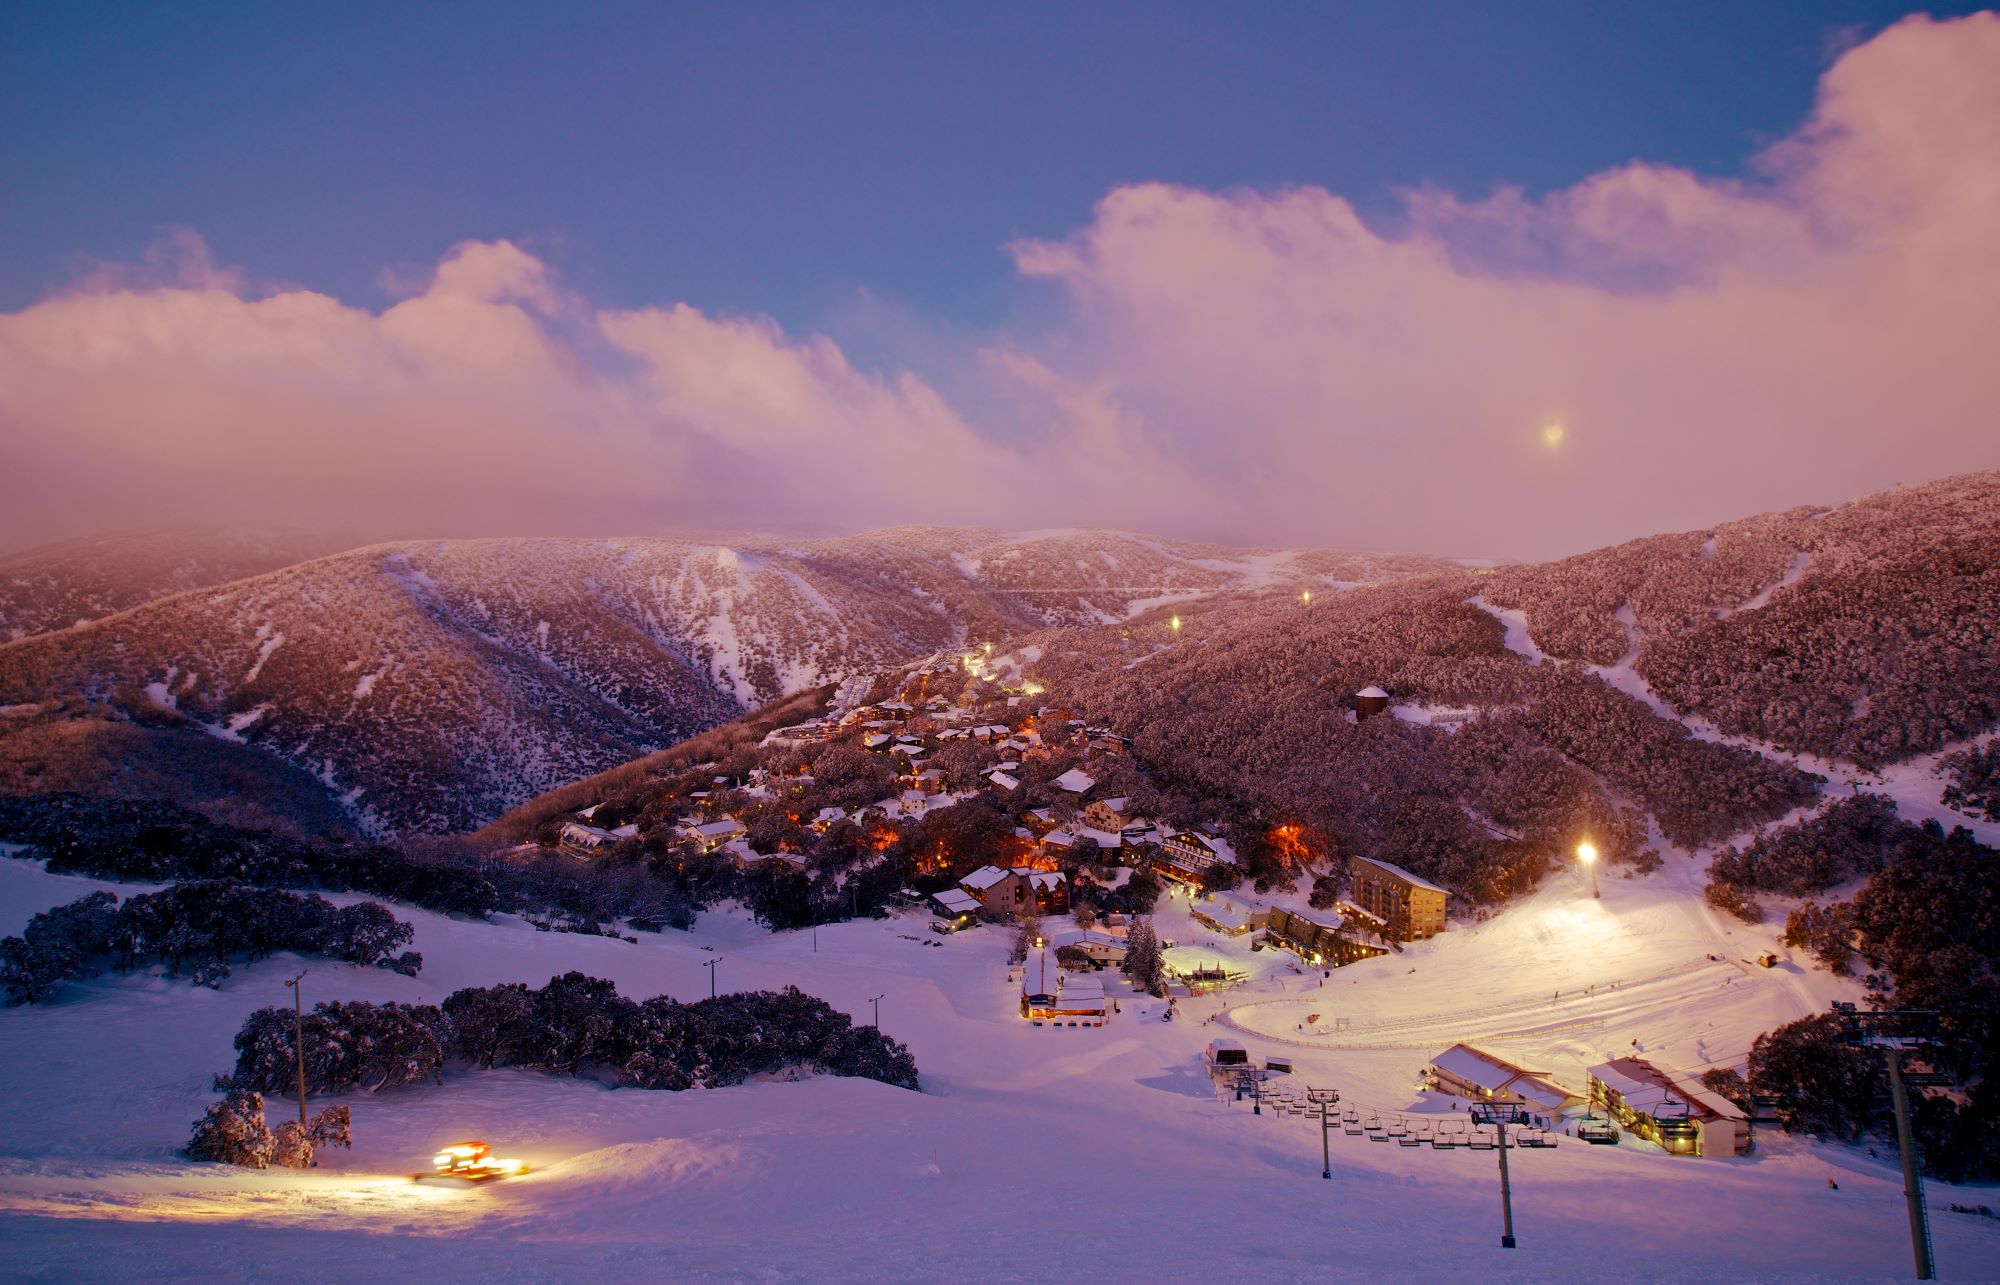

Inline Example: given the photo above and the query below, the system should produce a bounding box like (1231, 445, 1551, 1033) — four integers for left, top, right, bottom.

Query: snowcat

(428, 1141, 528, 1181)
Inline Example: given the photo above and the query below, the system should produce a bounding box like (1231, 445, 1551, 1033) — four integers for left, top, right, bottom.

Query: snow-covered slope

(0, 529, 1448, 834)
(2, 855, 1994, 1280)
(0, 527, 355, 642)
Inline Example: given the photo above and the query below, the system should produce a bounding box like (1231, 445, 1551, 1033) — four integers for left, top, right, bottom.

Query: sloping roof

(931, 889, 981, 915)
(688, 819, 744, 839)
(1432, 1043, 1536, 1090)
(1592, 1057, 1745, 1122)
(961, 865, 1011, 891)
(1054, 768, 1096, 794)
(1352, 854, 1447, 895)
(1357, 685, 1390, 699)
(988, 771, 1020, 791)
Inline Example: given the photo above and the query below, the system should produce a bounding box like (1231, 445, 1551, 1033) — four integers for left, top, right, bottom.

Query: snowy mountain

(0, 529, 1449, 835)
(0, 527, 356, 642)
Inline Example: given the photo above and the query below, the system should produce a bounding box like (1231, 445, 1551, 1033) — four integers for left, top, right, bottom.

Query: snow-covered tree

(186, 1089, 273, 1168)
(1122, 918, 1166, 997)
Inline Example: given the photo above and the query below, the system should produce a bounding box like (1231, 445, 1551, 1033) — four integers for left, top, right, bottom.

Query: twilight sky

(2, 3, 1997, 559)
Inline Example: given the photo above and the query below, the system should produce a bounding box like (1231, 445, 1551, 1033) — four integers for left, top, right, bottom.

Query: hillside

(0, 529, 1445, 835)
(0, 528, 355, 642)
(1008, 471, 2000, 896)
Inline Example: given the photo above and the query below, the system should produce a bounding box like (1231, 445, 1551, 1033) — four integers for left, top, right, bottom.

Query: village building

(1191, 893, 1265, 937)
(1262, 906, 1388, 966)
(987, 769, 1020, 793)
(681, 817, 748, 853)
(759, 720, 833, 748)
(1053, 768, 1096, 796)
(927, 888, 981, 931)
(1428, 1044, 1583, 1116)
(959, 865, 1070, 919)
(1082, 797, 1134, 830)
(1349, 855, 1449, 941)
(1588, 1057, 1751, 1158)
(1153, 831, 1232, 884)
(1048, 928, 1128, 968)
(558, 821, 624, 856)
(1354, 684, 1391, 720)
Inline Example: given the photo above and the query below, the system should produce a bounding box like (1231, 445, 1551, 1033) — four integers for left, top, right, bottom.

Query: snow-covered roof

(1590, 1058, 1743, 1122)
(1357, 685, 1390, 699)
(1054, 768, 1096, 794)
(988, 771, 1020, 792)
(961, 865, 1011, 891)
(1076, 826, 1123, 849)
(931, 889, 981, 915)
(1433, 1043, 1523, 1088)
(687, 819, 745, 839)
(1026, 870, 1066, 891)
(1351, 854, 1447, 895)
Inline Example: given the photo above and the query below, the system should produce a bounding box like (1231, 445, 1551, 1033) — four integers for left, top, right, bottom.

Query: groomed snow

(1, 855, 1995, 1281)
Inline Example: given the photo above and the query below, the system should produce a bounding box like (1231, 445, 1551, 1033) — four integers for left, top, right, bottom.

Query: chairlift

(1577, 1115, 1620, 1145)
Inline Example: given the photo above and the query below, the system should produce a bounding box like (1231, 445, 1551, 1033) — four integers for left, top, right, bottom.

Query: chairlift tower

(1831, 1003, 1947, 1281)
(1306, 1087, 1341, 1179)
(1470, 1101, 1529, 1249)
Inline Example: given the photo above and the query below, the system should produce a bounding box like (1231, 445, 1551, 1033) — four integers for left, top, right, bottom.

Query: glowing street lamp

(1169, 614, 1183, 634)
(1577, 841, 1599, 899)
(1300, 589, 1312, 606)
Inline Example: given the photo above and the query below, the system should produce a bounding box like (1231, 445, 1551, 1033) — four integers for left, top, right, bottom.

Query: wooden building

(1349, 855, 1448, 941)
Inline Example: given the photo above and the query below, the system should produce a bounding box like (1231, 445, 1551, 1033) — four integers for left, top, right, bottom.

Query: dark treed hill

(0, 527, 356, 642)
(0, 702, 360, 838)
(0, 529, 1450, 835)
(471, 685, 834, 848)
(1483, 470, 2000, 766)
(1019, 579, 1822, 902)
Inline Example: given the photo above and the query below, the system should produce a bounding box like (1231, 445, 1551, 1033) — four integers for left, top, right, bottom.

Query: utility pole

(284, 970, 309, 1130)
(869, 993, 884, 1029)
(704, 956, 721, 999)
(1472, 1101, 1528, 1248)
(1307, 1087, 1341, 1179)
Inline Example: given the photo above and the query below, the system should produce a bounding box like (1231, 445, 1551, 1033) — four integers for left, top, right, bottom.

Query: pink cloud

(0, 15, 1995, 557)
(1007, 13, 2000, 556)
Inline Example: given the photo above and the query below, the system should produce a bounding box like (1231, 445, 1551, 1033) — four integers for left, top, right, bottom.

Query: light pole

(283, 970, 308, 1130)
(869, 993, 884, 1028)
(1471, 1101, 1528, 1248)
(704, 956, 721, 999)
(1307, 1087, 1341, 1179)
(1036, 935, 1047, 997)
(1577, 841, 1599, 899)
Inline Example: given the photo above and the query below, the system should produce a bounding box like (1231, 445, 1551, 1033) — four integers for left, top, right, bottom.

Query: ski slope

(1, 854, 1996, 1282)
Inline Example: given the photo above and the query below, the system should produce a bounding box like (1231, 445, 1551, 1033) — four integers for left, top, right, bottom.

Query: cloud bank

(2, 14, 1996, 558)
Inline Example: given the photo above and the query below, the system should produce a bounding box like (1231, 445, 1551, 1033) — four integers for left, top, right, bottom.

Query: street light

(1577, 841, 1599, 899)
(703, 956, 722, 999)
(283, 970, 309, 1130)
(869, 993, 885, 1028)
(1470, 1101, 1529, 1248)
